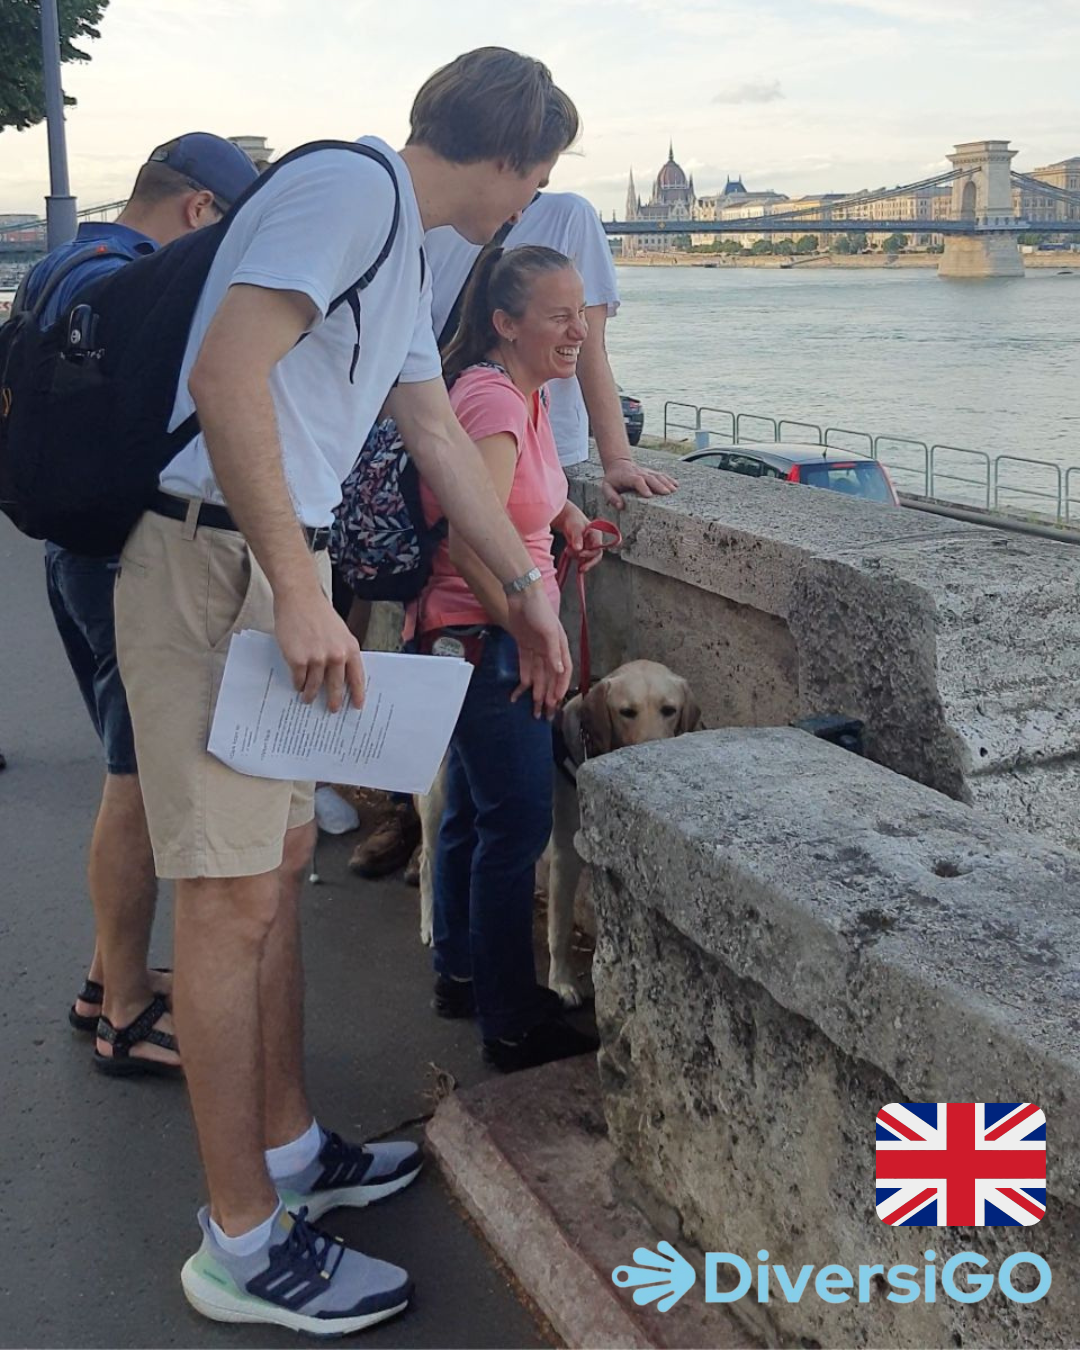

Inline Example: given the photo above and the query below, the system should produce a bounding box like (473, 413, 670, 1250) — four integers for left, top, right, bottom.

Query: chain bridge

(605, 140, 1080, 277)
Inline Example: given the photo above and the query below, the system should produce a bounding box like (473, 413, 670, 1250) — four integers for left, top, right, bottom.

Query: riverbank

(616, 251, 1077, 270)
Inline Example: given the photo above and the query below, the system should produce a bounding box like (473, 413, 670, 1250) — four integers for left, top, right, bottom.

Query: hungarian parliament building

(618, 144, 1080, 253)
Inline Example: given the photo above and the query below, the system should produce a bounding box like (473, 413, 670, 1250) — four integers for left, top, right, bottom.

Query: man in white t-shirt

(425, 191, 677, 508)
(112, 49, 580, 1335)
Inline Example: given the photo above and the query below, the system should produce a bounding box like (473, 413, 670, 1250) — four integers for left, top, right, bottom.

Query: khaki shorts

(115, 505, 330, 879)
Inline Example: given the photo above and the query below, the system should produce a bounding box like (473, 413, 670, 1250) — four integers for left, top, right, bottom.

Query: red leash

(556, 519, 621, 695)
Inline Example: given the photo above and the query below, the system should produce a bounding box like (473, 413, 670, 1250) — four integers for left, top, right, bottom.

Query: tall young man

(112, 49, 580, 1334)
(20, 135, 259, 1075)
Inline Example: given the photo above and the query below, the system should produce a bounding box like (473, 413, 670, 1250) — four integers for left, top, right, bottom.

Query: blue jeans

(432, 628, 554, 1040)
(44, 543, 137, 775)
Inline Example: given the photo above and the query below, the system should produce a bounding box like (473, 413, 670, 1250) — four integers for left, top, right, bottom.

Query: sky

(2, 0, 1078, 219)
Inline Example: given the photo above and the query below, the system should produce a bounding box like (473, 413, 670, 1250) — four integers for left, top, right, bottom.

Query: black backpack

(0, 140, 400, 556)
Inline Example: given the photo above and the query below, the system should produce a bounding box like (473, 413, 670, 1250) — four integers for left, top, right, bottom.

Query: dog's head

(577, 660, 703, 756)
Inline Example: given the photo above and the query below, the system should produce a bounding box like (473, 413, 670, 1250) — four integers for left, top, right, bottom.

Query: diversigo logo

(611, 1102, 1051, 1313)
(611, 1245, 1052, 1311)
(612, 1241, 697, 1311)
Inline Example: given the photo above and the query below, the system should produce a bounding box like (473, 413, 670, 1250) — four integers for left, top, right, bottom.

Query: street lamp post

(40, 0, 77, 249)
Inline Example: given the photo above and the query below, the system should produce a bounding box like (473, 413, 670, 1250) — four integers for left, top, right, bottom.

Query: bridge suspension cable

(728, 168, 962, 228)
(1010, 171, 1080, 205)
(0, 198, 127, 243)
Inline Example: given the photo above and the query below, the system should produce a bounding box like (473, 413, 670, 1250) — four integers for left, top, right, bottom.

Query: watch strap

(503, 566, 543, 596)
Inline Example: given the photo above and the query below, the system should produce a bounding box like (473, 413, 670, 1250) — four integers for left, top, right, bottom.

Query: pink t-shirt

(415, 364, 567, 633)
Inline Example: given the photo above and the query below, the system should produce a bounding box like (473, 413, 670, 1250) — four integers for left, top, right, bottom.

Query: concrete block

(566, 451, 1080, 851)
(577, 728, 1080, 1348)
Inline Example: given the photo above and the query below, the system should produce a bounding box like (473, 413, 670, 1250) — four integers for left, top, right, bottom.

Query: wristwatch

(503, 566, 543, 596)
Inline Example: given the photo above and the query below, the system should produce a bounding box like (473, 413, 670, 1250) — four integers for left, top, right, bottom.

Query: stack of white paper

(208, 630, 472, 794)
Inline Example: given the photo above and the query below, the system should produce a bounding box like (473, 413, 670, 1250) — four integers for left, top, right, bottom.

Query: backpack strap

(436, 213, 518, 351)
(221, 140, 402, 306)
(240, 140, 403, 388)
(23, 246, 134, 323)
(435, 192, 540, 351)
(323, 145, 401, 386)
(170, 140, 406, 449)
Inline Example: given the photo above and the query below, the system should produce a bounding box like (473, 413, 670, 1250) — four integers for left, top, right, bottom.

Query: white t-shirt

(162, 137, 440, 527)
(424, 192, 620, 467)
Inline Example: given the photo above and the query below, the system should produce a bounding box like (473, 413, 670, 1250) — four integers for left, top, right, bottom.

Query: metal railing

(663, 401, 1075, 523)
(929, 444, 993, 509)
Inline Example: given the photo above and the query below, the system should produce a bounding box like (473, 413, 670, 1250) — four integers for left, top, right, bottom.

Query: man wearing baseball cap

(20, 133, 258, 1079)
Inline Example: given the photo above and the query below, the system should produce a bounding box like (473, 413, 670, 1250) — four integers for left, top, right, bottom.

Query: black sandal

(69, 978, 105, 1034)
(93, 993, 182, 1078)
(69, 967, 172, 1035)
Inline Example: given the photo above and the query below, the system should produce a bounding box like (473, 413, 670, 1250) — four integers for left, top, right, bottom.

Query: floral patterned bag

(331, 418, 445, 601)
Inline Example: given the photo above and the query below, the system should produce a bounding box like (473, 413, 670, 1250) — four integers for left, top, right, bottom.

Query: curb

(426, 1057, 756, 1349)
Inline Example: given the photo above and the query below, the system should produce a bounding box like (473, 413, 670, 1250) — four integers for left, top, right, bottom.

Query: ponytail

(441, 245, 504, 389)
(441, 243, 573, 389)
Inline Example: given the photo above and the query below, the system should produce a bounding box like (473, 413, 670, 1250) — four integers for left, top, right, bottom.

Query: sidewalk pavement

(0, 523, 550, 1349)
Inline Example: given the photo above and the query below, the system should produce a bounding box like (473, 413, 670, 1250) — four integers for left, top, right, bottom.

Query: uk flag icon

(876, 1103, 1046, 1226)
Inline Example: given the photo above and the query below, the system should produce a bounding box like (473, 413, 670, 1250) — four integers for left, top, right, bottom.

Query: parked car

(619, 388, 644, 445)
(681, 442, 900, 506)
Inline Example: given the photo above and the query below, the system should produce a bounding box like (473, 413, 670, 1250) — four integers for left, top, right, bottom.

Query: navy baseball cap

(147, 133, 259, 210)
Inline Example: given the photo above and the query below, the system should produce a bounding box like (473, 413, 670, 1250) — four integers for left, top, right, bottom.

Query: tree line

(691, 232, 924, 256)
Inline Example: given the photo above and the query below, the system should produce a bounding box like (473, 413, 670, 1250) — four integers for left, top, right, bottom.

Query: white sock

(211, 1203, 281, 1256)
(265, 1118, 322, 1181)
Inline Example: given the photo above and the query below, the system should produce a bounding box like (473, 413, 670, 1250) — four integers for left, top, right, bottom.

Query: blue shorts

(45, 543, 137, 775)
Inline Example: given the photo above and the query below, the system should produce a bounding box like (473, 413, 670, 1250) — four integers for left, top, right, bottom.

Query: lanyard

(555, 519, 622, 695)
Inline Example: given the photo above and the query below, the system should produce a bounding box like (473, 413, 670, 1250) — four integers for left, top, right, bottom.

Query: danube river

(607, 265, 1080, 506)
(3, 264, 1076, 507)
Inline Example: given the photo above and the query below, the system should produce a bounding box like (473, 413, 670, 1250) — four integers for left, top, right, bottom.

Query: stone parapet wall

(566, 451, 1080, 851)
(578, 728, 1079, 1348)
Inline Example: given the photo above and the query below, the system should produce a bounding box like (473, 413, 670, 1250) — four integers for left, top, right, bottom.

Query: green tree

(1019, 231, 1049, 247)
(751, 238, 774, 255)
(0, 1, 110, 132)
(774, 238, 795, 255)
(882, 232, 909, 254)
(830, 235, 856, 254)
(795, 234, 819, 255)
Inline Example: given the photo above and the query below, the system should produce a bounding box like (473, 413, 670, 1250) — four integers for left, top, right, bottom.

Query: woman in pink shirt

(414, 245, 604, 1072)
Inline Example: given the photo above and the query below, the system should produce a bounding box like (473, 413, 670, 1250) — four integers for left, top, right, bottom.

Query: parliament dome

(655, 144, 689, 192)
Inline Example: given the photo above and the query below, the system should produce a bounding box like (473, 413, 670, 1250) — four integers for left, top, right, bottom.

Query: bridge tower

(939, 140, 1024, 278)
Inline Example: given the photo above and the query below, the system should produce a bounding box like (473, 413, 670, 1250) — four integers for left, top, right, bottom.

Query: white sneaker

(181, 1204, 411, 1335)
(314, 786, 360, 835)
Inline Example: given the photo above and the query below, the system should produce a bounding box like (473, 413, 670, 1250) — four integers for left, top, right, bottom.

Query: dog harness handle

(556, 519, 621, 696)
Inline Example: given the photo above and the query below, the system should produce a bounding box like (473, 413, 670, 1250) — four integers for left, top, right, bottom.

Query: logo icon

(876, 1102, 1046, 1226)
(612, 1241, 697, 1311)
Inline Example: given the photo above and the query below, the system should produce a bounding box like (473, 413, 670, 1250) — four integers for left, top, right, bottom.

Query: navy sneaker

(181, 1205, 411, 1336)
(483, 1014, 600, 1074)
(432, 974, 476, 1019)
(276, 1129, 422, 1222)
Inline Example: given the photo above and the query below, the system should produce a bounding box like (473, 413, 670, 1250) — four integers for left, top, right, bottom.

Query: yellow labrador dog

(417, 660, 702, 1007)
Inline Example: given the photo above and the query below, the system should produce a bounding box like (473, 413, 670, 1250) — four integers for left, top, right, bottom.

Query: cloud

(712, 80, 784, 106)
(824, 0, 973, 20)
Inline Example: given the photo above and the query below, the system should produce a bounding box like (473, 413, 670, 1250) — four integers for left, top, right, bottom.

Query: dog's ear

(580, 680, 615, 754)
(676, 682, 704, 735)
